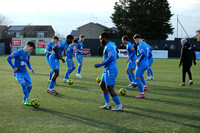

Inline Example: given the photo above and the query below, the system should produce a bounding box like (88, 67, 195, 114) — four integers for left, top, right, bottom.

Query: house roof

(77, 22, 109, 29)
(70, 30, 78, 36)
(6, 25, 53, 32)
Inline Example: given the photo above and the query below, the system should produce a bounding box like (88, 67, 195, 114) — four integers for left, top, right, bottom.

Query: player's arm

(45, 49, 52, 54)
(96, 48, 115, 68)
(136, 46, 145, 63)
(179, 47, 186, 66)
(53, 45, 65, 63)
(193, 49, 196, 65)
(27, 55, 34, 73)
(74, 46, 82, 53)
(7, 52, 18, 71)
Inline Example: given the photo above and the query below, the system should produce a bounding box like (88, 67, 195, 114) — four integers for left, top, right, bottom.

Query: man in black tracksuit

(179, 38, 196, 86)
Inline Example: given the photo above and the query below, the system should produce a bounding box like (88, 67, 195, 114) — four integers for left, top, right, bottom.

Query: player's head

(52, 36, 59, 44)
(72, 39, 78, 46)
(79, 34, 85, 42)
(66, 35, 74, 44)
(25, 41, 35, 53)
(181, 38, 187, 46)
(122, 35, 129, 45)
(133, 34, 142, 45)
(99, 32, 110, 46)
(142, 39, 146, 42)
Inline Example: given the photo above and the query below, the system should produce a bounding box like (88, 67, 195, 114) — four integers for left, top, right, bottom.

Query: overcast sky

(1, 0, 200, 40)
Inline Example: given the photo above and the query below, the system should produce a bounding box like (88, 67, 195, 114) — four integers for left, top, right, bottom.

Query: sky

(0, 0, 200, 40)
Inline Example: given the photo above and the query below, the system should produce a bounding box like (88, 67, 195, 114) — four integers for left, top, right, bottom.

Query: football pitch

(0, 56, 200, 133)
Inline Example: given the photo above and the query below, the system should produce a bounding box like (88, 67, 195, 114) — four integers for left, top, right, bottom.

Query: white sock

(106, 102, 110, 106)
(131, 82, 134, 84)
(190, 80, 192, 83)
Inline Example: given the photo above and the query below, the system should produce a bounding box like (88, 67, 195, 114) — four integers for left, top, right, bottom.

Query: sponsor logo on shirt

(109, 52, 112, 55)
(140, 49, 143, 52)
(20, 61, 27, 66)
(58, 44, 61, 47)
(11, 54, 14, 57)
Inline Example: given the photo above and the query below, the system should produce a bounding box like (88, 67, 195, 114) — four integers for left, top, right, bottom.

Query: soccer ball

(96, 77, 101, 83)
(119, 88, 127, 96)
(67, 79, 73, 85)
(31, 98, 40, 108)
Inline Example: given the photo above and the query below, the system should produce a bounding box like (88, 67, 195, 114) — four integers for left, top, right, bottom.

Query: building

(0, 26, 8, 39)
(6, 25, 55, 38)
(76, 22, 119, 39)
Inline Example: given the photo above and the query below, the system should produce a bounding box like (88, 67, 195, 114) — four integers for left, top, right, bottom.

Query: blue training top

(126, 42, 137, 61)
(46, 41, 55, 57)
(66, 44, 74, 60)
(7, 49, 32, 73)
(98, 42, 118, 70)
(51, 41, 67, 59)
(137, 42, 148, 66)
(75, 40, 83, 55)
(146, 44, 153, 59)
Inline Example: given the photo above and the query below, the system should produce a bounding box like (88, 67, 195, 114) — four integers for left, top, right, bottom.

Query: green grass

(0, 56, 200, 133)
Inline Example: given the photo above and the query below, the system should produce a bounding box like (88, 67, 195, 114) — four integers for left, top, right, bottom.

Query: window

(37, 32, 44, 38)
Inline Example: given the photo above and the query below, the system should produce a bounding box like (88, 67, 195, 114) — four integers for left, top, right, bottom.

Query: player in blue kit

(122, 35, 137, 88)
(94, 32, 123, 111)
(46, 35, 74, 96)
(142, 39, 154, 80)
(63, 40, 78, 82)
(74, 35, 85, 78)
(133, 34, 149, 98)
(45, 36, 59, 83)
(7, 41, 35, 105)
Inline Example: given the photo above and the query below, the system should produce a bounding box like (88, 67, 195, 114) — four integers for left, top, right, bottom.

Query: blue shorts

(127, 60, 136, 70)
(148, 58, 153, 67)
(75, 53, 83, 63)
(66, 58, 75, 68)
(14, 72, 32, 85)
(49, 55, 59, 70)
(46, 54, 50, 66)
(101, 69, 118, 86)
(135, 65, 147, 79)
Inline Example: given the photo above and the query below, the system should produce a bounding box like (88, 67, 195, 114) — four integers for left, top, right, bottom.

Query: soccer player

(63, 40, 78, 82)
(46, 35, 74, 96)
(133, 34, 149, 98)
(142, 39, 154, 80)
(94, 32, 123, 111)
(7, 41, 35, 105)
(45, 36, 59, 83)
(121, 35, 137, 87)
(74, 35, 85, 78)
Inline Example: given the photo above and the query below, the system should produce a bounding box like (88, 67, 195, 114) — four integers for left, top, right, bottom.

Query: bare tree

(0, 14, 11, 25)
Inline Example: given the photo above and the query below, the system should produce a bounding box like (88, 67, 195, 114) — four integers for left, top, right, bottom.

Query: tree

(0, 14, 10, 25)
(111, 0, 174, 40)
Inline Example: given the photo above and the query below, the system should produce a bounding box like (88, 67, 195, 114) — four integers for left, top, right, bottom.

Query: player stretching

(122, 35, 137, 88)
(133, 34, 149, 98)
(45, 36, 59, 83)
(142, 39, 154, 80)
(63, 40, 78, 82)
(94, 32, 123, 111)
(47, 35, 74, 96)
(74, 35, 85, 78)
(7, 41, 35, 105)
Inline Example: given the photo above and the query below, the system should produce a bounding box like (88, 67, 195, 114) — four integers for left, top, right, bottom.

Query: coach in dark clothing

(179, 38, 196, 86)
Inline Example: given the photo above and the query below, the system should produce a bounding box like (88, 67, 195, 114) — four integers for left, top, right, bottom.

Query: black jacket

(180, 42, 196, 67)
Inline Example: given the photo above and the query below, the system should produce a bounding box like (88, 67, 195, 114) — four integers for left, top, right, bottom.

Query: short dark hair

(142, 39, 146, 42)
(66, 35, 74, 40)
(79, 34, 85, 38)
(122, 35, 129, 41)
(100, 32, 110, 39)
(133, 34, 142, 39)
(52, 36, 59, 41)
(72, 39, 78, 44)
(26, 41, 35, 49)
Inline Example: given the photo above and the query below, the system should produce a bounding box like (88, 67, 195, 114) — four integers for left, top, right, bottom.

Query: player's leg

(106, 70, 123, 111)
(126, 68, 133, 87)
(76, 55, 83, 78)
(180, 66, 186, 86)
(64, 59, 72, 82)
(14, 73, 29, 105)
(46, 55, 53, 83)
(24, 72, 33, 105)
(99, 72, 111, 110)
(187, 66, 193, 85)
(130, 70, 137, 88)
(146, 67, 151, 80)
(135, 67, 145, 98)
(69, 60, 76, 75)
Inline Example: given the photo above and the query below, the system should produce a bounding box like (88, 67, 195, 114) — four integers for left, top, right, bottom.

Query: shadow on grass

(33, 107, 141, 133)
(125, 106, 200, 122)
(121, 109, 200, 129)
